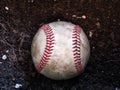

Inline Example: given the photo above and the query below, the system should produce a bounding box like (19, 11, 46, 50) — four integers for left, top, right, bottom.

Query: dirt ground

(0, 0, 120, 90)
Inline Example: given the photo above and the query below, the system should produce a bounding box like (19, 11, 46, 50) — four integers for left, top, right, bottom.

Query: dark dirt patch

(0, 0, 120, 90)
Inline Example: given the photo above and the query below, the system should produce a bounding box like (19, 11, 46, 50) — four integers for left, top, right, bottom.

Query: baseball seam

(72, 25, 83, 74)
(36, 24, 55, 72)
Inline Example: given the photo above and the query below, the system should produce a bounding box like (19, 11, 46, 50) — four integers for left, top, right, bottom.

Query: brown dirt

(0, 0, 120, 90)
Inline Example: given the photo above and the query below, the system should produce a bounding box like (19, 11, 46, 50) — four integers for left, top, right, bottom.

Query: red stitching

(36, 24, 55, 72)
(72, 25, 83, 74)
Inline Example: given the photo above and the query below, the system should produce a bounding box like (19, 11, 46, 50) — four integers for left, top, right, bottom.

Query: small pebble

(89, 31, 93, 37)
(96, 22, 100, 28)
(89, 30, 95, 38)
(12, 77, 16, 81)
(2, 55, 7, 60)
(6, 50, 9, 53)
(15, 84, 22, 89)
(5, 6, 9, 10)
(81, 15, 86, 19)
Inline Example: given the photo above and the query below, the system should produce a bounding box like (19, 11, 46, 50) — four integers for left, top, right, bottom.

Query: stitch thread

(72, 25, 83, 74)
(36, 24, 55, 72)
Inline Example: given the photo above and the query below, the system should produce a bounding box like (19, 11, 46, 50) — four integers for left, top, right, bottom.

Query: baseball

(31, 21, 90, 80)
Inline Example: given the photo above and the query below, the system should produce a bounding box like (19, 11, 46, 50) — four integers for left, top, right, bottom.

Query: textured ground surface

(0, 0, 120, 90)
